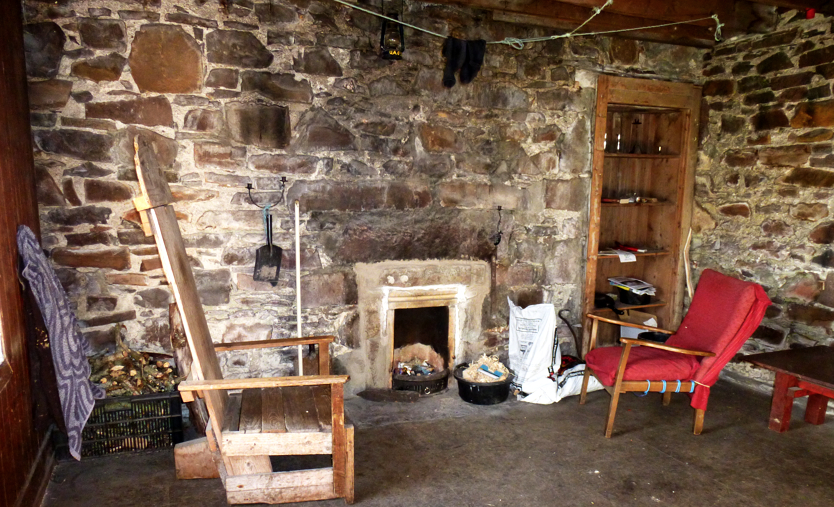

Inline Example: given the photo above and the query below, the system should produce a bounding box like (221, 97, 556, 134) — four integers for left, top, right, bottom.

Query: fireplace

(346, 260, 490, 395)
(391, 305, 451, 395)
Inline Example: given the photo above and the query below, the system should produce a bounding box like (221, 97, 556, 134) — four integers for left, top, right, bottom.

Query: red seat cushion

(585, 345, 701, 386)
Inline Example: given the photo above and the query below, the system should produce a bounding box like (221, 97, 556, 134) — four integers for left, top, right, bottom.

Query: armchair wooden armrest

(586, 313, 675, 334)
(179, 374, 349, 392)
(619, 338, 715, 357)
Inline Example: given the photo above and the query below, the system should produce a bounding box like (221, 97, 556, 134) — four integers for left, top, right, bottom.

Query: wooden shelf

(597, 250, 670, 259)
(601, 201, 674, 207)
(603, 153, 680, 159)
(591, 300, 667, 313)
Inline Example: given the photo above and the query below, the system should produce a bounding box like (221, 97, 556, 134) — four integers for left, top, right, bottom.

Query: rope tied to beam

(333, 0, 724, 51)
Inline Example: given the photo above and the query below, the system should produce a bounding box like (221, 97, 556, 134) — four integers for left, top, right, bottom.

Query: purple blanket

(17, 225, 104, 460)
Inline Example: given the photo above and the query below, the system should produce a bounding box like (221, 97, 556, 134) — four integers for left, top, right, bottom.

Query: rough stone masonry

(22, 0, 701, 389)
(695, 11, 834, 385)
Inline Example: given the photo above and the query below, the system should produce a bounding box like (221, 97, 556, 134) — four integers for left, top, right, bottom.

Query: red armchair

(579, 269, 771, 437)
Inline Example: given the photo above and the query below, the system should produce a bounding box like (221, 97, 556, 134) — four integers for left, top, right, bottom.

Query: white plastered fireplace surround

(347, 260, 491, 395)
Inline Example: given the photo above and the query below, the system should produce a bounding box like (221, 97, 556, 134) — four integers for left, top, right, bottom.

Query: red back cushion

(667, 269, 764, 354)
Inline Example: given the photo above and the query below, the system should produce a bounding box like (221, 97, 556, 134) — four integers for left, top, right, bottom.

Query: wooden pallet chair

(131, 137, 354, 504)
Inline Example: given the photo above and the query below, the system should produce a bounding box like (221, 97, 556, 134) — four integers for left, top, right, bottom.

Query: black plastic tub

(638, 331, 672, 343)
(453, 364, 513, 405)
(392, 368, 449, 395)
(617, 287, 651, 305)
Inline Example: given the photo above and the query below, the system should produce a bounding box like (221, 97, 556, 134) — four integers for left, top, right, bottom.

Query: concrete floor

(41, 379, 834, 507)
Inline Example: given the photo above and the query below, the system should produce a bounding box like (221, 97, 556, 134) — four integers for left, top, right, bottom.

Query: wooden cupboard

(581, 76, 701, 355)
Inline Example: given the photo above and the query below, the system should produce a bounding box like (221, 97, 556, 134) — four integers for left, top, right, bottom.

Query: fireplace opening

(391, 306, 451, 395)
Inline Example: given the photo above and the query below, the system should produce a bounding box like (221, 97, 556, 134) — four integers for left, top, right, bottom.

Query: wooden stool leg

(344, 425, 355, 504)
(662, 392, 672, 406)
(693, 409, 705, 435)
(769, 372, 798, 433)
(805, 394, 828, 425)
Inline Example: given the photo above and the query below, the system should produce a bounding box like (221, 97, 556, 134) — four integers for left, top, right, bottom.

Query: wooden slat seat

(224, 387, 333, 434)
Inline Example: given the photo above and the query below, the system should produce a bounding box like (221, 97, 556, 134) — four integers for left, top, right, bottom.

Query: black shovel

(253, 208, 282, 286)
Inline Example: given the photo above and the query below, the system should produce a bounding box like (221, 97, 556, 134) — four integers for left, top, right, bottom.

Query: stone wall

(696, 11, 834, 385)
(22, 0, 703, 385)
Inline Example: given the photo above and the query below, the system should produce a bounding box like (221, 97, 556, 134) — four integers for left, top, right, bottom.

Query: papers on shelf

(608, 276, 656, 296)
(599, 249, 637, 263)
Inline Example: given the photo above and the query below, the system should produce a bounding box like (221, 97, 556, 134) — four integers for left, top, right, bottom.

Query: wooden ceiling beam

(425, 0, 722, 47)
(746, 1, 834, 15)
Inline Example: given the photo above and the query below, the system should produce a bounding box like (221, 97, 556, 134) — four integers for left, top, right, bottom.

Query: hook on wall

(246, 176, 287, 209)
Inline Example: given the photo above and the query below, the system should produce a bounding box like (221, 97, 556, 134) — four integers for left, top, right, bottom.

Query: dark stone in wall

(293, 46, 342, 77)
(35, 165, 66, 206)
(769, 71, 814, 90)
(787, 303, 834, 326)
(780, 167, 834, 187)
(250, 154, 319, 174)
(751, 109, 789, 130)
(254, 2, 297, 23)
(752, 29, 798, 49)
(738, 75, 769, 93)
(78, 18, 126, 50)
(87, 296, 117, 312)
(118, 10, 160, 21)
(226, 102, 290, 149)
(28, 79, 73, 110)
(718, 203, 751, 217)
(35, 129, 114, 161)
(544, 179, 587, 211)
(744, 90, 775, 105)
(118, 127, 178, 171)
(52, 247, 130, 270)
(62, 180, 82, 206)
(72, 53, 127, 82)
(183, 109, 223, 133)
(134, 287, 172, 309)
(759, 145, 810, 166)
(310, 209, 495, 264)
(810, 221, 834, 243)
(791, 99, 834, 128)
(129, 25, 203, 93)
(703, 79, 734, 97)
(165, 12, 218, 28)
(240, 71, 313, 103)
(291, 108, 355, 152)
(206, 30, 273, 68)
(47, 206, 111, 226)
(799, 45, 834, 68)
(194, 269, 231, 306)
(84, 179, 133, 202)
(808, 84, 832, 101)
(721, 115, 745, 135)
(755, 52, 794, 74)
(23, 22, 65, 78)
(31, 112, 57, 127)
(288, 180, 430, 213)
(66, 231, 113, 247)
(206, 68, 239, 89)
(731, 62, 753, 75)
(86, 96, 173, 127)
(723, 149, 757, 167)
(83, 310, 137, 328)
(751, 325, 786, 345)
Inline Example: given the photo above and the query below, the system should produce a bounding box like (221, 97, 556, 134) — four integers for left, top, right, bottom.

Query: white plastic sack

(553, 363, 603, 403)
(508, 298, 603, 404)
(508, 298, 559, 404)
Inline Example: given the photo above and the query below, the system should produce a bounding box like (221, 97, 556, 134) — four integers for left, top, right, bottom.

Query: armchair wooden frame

(579, 313, 715, 438)
(132, 136, 354, 504)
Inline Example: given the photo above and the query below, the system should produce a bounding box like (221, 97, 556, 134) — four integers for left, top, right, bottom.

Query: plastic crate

(56, 392, 184, 459)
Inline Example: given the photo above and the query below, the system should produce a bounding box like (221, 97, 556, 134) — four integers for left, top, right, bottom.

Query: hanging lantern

(380, 8, 405, 60)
